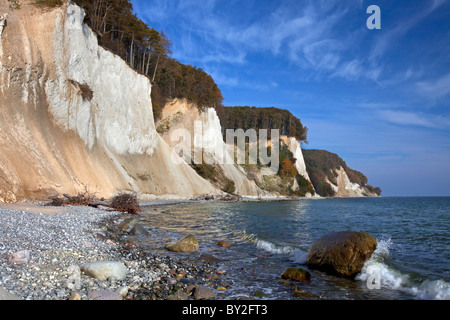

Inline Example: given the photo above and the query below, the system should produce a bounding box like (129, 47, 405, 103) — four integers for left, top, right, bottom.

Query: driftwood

(47, 191, 141, 215)
(87, 200, 111, 208)
(48, 192, 107, 208)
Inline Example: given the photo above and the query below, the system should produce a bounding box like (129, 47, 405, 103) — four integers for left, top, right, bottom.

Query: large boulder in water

(306, 231, 377, 278)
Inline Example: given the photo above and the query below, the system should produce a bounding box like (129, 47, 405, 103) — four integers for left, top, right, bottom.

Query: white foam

(415, 279, 450, 300)
(256, 239, 308, 264)
(356, 238, 450, 300)
(255, 239, 293, 254)
(241, 231, 308, 264)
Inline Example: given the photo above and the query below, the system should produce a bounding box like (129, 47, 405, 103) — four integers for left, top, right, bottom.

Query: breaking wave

(356, 239, 450, 300)
(240, 232, 449, 300)
(239, 231, 308, 264)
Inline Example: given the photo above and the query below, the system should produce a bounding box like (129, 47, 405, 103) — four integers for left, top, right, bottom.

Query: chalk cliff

(156, 99, 317, 198)
(327, 167, 377, 198)
(0, 1, 379, 203)
(0, 1, 220, 202)
(303, 149, 380, 198)
(157, 99, 268, 197)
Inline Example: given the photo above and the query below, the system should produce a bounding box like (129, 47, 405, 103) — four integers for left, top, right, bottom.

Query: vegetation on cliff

(278, 143, 315, 197)
(190, 162, 236, 195)
(303, 149, 382, 197)
(71, 0, 224, 120)
(221, 106, 308, 143)
(69, 0, 378, 198)
(22, 0, 379, 198)
(239, 142, 315, 197)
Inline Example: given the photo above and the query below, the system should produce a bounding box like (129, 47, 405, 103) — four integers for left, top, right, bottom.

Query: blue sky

(131, 0, 450, 196)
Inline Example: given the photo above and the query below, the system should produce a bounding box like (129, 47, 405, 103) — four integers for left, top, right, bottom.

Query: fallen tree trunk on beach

(47, 192, 141, 215)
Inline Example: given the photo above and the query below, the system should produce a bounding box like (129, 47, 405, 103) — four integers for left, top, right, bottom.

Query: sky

(131, 0, 450, 196)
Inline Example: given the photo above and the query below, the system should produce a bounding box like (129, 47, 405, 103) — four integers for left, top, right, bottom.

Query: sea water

(140, 197, 450, 300)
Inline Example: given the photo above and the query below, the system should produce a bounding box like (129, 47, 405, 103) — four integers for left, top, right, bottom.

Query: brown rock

(68, 292, 82, 300)
(306, 231, 377, 278)
(165, 234, 199, 252)
(198, 253, 220, 262)
(193, 286, 215, 300)
(184, 284, 197, 294)
(281, 268, 311, 283)
(217, 240, 231, 247)
(167, 291, 190, 300)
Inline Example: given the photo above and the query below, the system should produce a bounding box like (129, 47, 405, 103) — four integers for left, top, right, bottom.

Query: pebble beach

(0, 202, 228, 301)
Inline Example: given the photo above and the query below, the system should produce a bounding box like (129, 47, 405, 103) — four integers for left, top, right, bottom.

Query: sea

(138, 197, 450, 300)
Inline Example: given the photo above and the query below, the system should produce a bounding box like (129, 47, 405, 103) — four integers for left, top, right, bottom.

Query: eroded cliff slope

(156, 99, 316, 198)
(0, 1, 220, 202)
(0, 1, 380, 202)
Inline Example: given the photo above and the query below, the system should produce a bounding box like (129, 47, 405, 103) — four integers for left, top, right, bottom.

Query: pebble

(217, 241, 231, 248)
(117, 286, 129, 297)
(88, 290, 123, 300)
(68, 292, 82, 300)
(0, 206, 227, 301)
(8, 250, 31, 265)
(81, 261, 128, 281)
(194, 286, 215, 300)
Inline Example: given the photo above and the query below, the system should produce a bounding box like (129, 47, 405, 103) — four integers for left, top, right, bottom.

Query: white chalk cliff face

(285, 137, 310, 181)
(157, 100, 321, 198)
(0, 1, 220, 202)
(326, 167, 378, 198)
(47, 4, 159, 155)
(282, 136, 316, 197)
(157, 99, 270, 197)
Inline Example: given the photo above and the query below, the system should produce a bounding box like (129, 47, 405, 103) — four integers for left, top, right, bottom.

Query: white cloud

(416, 73, 450, 101)
(137, 1, 352, 72)
(379, 110, 450, 129)
(331, 59, 365, 81)
(379, 67, 424, 87)
(134, 0, 447, 86)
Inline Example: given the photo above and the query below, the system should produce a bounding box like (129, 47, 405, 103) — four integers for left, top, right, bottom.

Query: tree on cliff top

(72, 0, 224, 120)
(303, 149, 382, 196)
(222, 106, 308, 143)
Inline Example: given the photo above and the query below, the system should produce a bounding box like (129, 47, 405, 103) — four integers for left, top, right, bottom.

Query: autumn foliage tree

(280, 158, 297, 178)
(303, 149, 382, 197)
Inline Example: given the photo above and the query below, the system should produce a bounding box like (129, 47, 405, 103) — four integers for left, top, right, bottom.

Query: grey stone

(0, 287, 21, 300)
(8, 250, 30, 265)
(167, 291, 190, 300)
(117, 217, 137, 233)
(81, 261, 128, 281)
(88, 290, 123, 300)
(130, 224, 149, 236)
(194, 286, 215, 300)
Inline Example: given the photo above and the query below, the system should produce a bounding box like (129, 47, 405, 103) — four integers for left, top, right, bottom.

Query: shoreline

(0, 201, 240, 301)
(0, 194, 384, 301)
